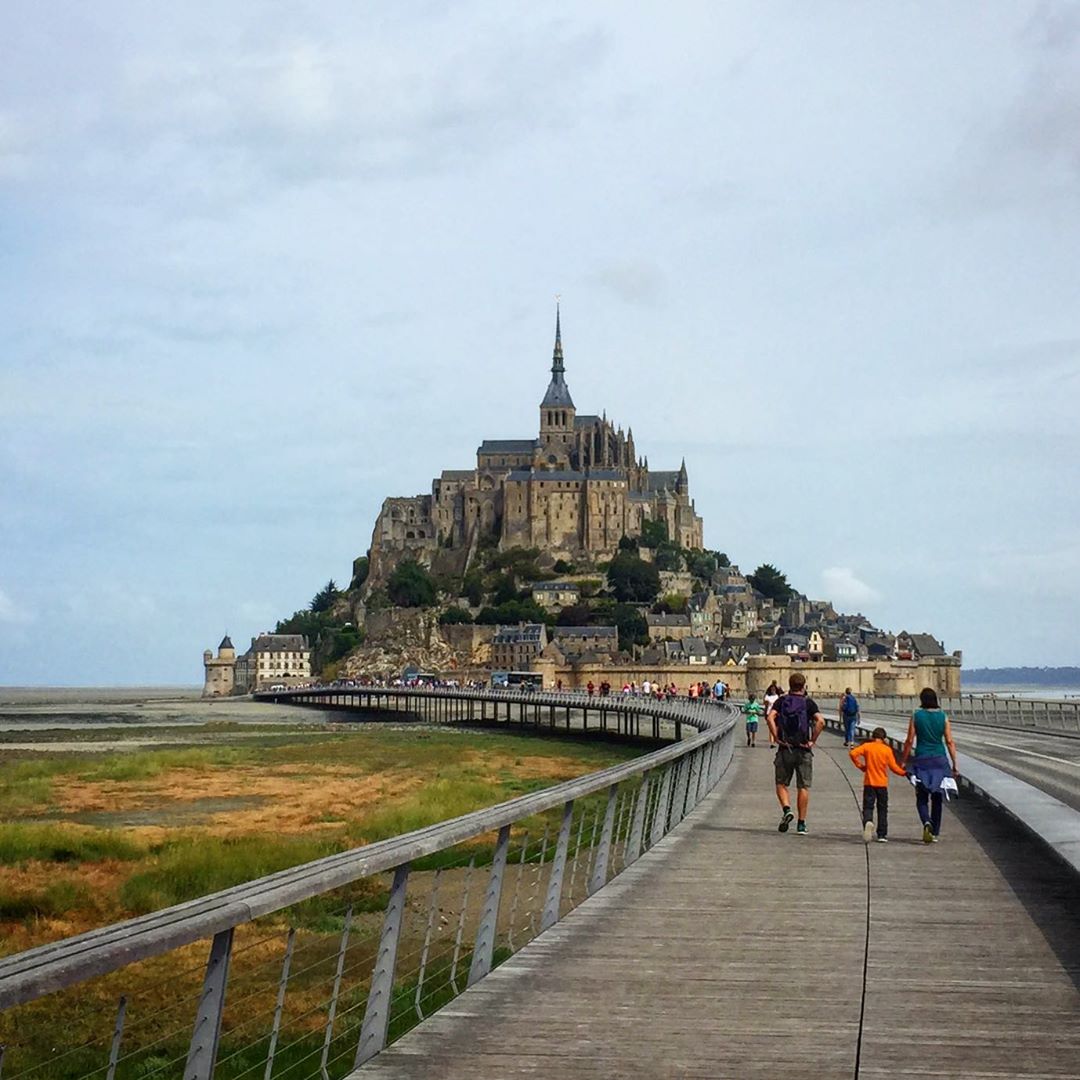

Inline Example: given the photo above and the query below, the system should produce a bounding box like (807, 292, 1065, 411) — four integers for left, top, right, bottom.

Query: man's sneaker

(862, 820, 875, 843)
(922, 822, 934, 845)
(875, 835, 888, 843)
(778, 809, 794, 833)
(931, 836, 940, 843)
(796, 821, 807, 835)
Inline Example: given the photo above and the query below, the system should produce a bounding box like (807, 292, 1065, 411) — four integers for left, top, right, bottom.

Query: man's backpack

(842, 693, 859, 716)
(776, 694, 812, 747)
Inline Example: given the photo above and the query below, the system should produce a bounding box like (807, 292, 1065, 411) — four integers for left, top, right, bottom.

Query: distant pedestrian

(766, 672, 825, 836)
(849, 727, 906, 842)
(763, 681, 782, 747)
(587, 680, 595, 698)
(900, 688, 960, 844)
(839, 687, 860, 747)
(742, 694, 762, 747)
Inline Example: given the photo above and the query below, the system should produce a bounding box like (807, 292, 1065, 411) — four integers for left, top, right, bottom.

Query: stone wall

(531, 654, 961, 699)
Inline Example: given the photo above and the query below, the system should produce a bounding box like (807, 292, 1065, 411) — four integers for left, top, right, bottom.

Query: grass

(0, 822, 145, 863)
(118, 833, 342, 913)
(0, 718, 646, 1077)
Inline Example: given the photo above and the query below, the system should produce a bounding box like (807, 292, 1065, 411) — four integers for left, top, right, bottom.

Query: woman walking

(900, 687, 959, 843)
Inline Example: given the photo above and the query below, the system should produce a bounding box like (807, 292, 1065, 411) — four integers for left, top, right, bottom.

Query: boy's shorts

(745, 720, 758, 731)
(774, 747, 813, 789)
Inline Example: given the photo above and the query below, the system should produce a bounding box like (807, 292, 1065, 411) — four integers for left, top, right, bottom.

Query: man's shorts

(774, 747, 813, 789)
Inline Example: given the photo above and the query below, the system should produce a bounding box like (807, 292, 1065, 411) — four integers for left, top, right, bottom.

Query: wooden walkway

(353, 735, 1080, 1079)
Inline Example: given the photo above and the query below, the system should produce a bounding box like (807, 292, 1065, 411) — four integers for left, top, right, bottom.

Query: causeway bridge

(0, 687, 1077, 1079)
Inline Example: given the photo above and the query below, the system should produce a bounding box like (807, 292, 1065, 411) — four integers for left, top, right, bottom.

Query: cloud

(0, 587, 32, 624)
(589, 262, 666, 305)
(821, 568, 881, 609)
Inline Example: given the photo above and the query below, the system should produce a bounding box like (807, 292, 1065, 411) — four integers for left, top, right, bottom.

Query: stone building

(365, 307, 704, 586)
(232, 633, 312, 692)
(531, 581, 581, 610)
(491, 624, 547, 672)
(202, 635, 236, 697)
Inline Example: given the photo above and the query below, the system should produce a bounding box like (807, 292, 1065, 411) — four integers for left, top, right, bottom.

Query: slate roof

(219, 635, 233, 650)
(646, 613, 691, 627)
(647, 471, 680, 492)
(554, 626, 618, 639)
(492, 624, 546, 645)
(250, 634, 309, 653)
(439, 469, 475, 481)
(532, 581, 580, 592)
(574, 415, 601, 428)
(478, 439, 538, 455)
(909, 633, 945, 657)
(541, 371, 575, 408)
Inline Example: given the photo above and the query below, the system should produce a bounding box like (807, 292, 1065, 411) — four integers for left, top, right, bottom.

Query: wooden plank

(354, 738, 1080, 1079)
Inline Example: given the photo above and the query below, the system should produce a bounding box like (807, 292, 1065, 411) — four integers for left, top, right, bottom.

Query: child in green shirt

(743, 695, 763, 746)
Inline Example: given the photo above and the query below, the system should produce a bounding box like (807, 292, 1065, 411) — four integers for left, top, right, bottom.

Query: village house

(551, 625, 619, 655)
(491, 624, 548, 671)
(645, 612, 692, 642)
(530, 581, 581, 611)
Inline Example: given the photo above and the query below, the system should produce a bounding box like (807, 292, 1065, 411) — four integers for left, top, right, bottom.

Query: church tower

(538, 303, 576, 469)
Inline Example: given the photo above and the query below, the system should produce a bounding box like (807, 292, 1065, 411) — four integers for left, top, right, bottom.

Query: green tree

(350, 556, 370, 591)
(556, 603, 594, 626)
(686, 550, 717, 580)
(462, 570, 484, 607)
(639, 518, 669, 549)
(387, 561, 436, 608)
(490, 573, 518, 606)
(553, 559, 576, 574)
(438, 606, 473, 625)
(617, 535, 639, 553)
(611, 603, 649, 652)
(654, 542, 684, 572)
(310, 580, 339, 614)
(717, 552, 731, 568)
(748, 563, 793, 604)
(607, 552, 661, 603)
(653, 594, 688, 614)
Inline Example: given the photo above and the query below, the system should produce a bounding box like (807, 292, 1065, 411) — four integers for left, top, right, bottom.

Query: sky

(2, 2, 1079, 684)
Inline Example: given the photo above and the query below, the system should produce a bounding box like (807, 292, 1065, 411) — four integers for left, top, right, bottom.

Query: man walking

(839, 686, 860, 747)
(766, 672, 826, 835)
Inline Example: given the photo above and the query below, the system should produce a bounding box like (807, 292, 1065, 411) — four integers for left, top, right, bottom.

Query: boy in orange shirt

(849, 727, 907, 843)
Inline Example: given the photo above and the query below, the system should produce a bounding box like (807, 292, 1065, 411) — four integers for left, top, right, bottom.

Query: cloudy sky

(2, 2, 1078, 684)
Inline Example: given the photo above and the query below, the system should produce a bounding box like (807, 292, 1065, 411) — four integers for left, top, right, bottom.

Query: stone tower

(202, 634, 236, 698)
(538, 304, 576, 469)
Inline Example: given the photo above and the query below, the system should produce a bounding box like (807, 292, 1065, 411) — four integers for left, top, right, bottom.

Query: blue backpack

(842, 693, 859, 717)
(777, 694, 811, 747)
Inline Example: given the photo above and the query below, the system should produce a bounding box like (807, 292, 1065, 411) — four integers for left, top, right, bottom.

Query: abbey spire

(541, 302, 575, 409)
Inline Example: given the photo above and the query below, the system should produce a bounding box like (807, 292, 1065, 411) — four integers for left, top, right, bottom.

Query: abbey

(367, 309, 704, 579)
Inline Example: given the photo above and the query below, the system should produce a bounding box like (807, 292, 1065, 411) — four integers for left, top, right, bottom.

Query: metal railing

(0, 689, 738, 1080)
(866, 694, 1080, 735)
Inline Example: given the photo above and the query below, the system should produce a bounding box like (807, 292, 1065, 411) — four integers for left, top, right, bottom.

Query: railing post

(626, 770, 650, 864)
(541, 800, 575, 931)
(468, 824, 511, 986)
(354, 863, 411, 1068)
(674, 753, 693, 824)
(183, 927, 233, 1080)
(649, 767, 673, 847)
(588, 784, 620, 896)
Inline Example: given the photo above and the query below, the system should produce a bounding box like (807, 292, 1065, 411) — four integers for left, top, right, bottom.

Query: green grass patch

(0, 879, 95, 921)
(119, 833, 342, 913)
(0, 823, 145, 864)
